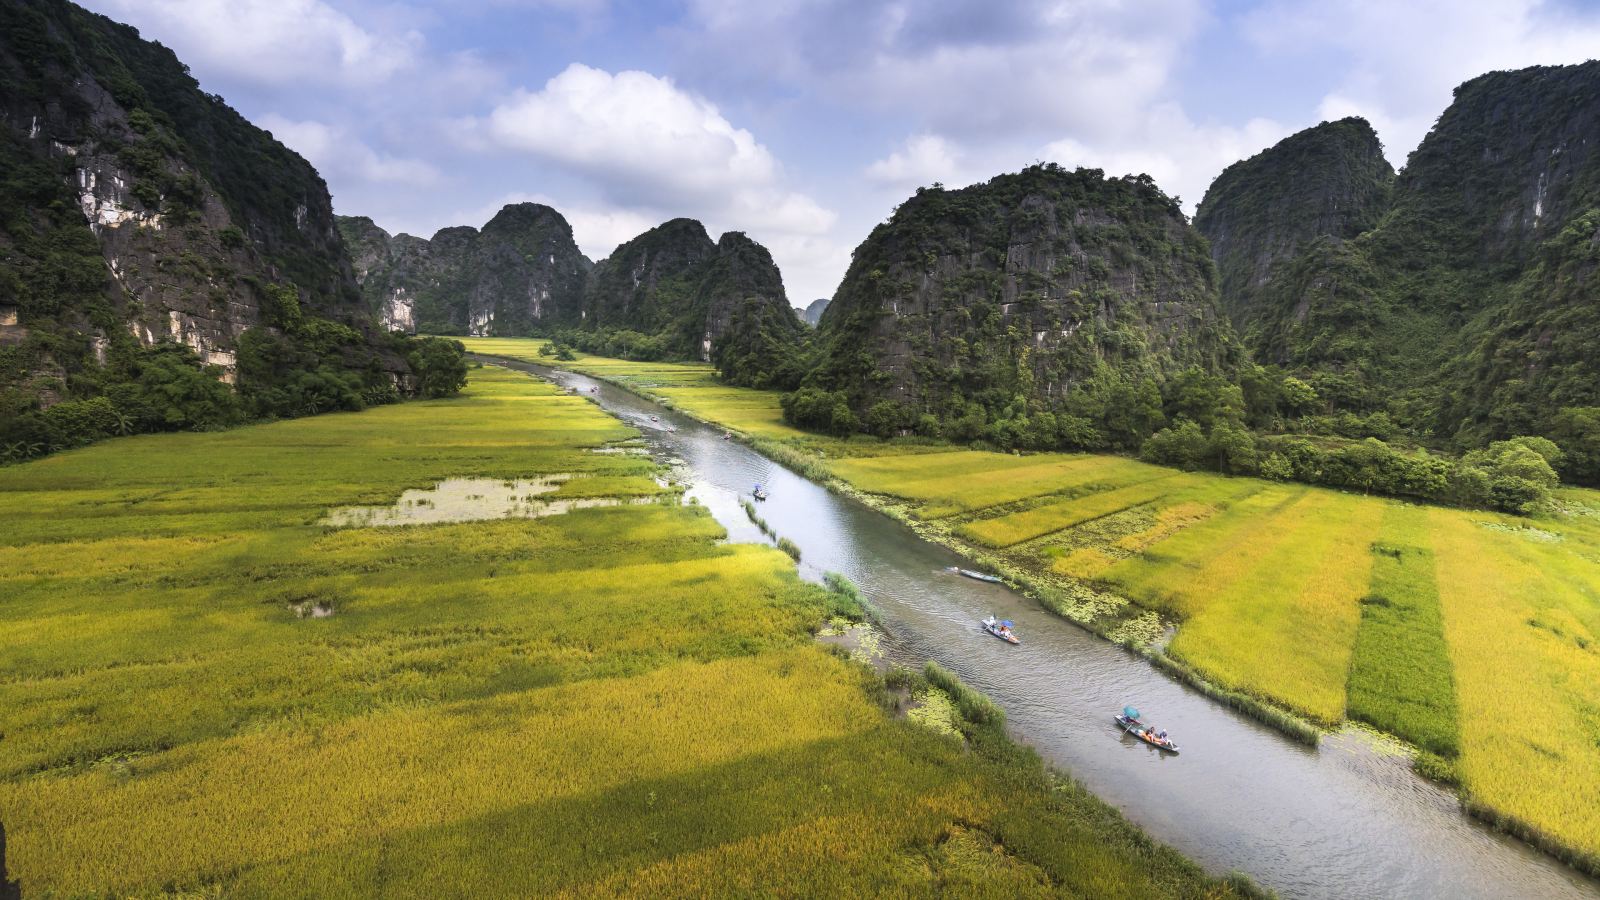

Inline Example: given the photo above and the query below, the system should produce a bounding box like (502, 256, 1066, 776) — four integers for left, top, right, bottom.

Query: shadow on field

(203, 728, 1035, 895)
(0, 818, 20, 900)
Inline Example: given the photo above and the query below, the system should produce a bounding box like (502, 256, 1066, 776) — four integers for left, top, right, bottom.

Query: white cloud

(260, 115, 440, 186)
(483, 64, 775, 204)
(1042, 105, 1288, 213)
(1243, 0, 1600, 165)
(475, 63, 836, 240)
(85, 0, 420, 87)
(682, 0, 1206, 141)
(763, 233, 854, 304)
(866, 135, 964, 187)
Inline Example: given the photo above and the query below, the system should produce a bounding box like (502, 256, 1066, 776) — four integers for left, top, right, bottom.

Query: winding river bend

(489, 356, 1598, 900)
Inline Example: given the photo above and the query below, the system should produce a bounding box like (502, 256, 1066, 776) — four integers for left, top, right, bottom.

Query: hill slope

(337, 203, 592, 337)
(1194, 117, 1394, 335)
(0, 0, 416, 453)
(805, 164, 1240, 441)
(576, 219, 807, 387)
(1231, 64, 1600, 447)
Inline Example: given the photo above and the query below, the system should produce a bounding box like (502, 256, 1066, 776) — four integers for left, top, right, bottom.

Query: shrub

(40, 396, 119, 447)
(410, 337, 468, 398)
(923, 661, 1005, 730)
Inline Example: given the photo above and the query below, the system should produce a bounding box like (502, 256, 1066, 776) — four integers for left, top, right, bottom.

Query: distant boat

(952, 567, 1002, 583)
(752, 484, 769, 501)
(649, 415, 659, 423)
(981, 615, 1019, 644)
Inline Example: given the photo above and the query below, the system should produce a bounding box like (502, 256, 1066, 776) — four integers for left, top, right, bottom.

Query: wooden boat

(954, 567, 1002, 583)
(1114, 712, 1180, 753)
(981, 616, 1020, 644)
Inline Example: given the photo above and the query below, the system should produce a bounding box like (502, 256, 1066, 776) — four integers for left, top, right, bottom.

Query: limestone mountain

(802, 297, 829, 326)
(1, 0, 419, 450)
(578, 219, 805, 385)
(1227, 62, 1600, 445)
(336, 203, 591, 337)
(1194, 117, 1393, 334)
(804, 164, 1240, 441)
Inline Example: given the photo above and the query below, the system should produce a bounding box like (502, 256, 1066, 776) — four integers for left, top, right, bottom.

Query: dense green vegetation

(1220, 65, 1600, 465)
(769, 69, 1600, 499)
(802, 164, 1238, 442)
(2, 330, 466, 462)
(1, 0, 442, 463)
(1194, 117, 1394, 332)
(337, 205, 591, 335)
(571, 223, 807, 388)
(0, 364, 1251, 897)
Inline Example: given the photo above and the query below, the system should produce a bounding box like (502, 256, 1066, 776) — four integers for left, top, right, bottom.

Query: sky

(81, 0, 1600, 306)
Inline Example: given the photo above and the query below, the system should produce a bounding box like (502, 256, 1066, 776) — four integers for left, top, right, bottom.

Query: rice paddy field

(468, 337, 1600, 867)
(459, 337, 805, 440)
(830, 448, 1600, 863)
(0, 364, 1245, 896)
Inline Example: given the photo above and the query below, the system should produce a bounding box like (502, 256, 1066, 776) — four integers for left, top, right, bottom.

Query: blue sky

(82, 0, 1600, 305)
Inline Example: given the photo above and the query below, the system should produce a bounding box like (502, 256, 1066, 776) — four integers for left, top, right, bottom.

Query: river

(489, 356, 1599, 900)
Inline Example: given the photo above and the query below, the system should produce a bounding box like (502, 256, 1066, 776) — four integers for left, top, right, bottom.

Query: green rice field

(465, 337, 1600, 864)
(0, 364, 1243, 896)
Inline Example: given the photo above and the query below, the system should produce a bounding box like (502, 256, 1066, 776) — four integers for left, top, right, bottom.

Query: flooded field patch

(320, 476, 659, 527)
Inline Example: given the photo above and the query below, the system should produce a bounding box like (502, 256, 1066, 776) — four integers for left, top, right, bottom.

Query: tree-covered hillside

(1234, 64, 1600, 466)
(0, 0, 450, 461)
(337, 204, 592, 337)
(1194, 117, 1394, 334)
(800, 164, 1241, 446)
(557, 219, 806, 388)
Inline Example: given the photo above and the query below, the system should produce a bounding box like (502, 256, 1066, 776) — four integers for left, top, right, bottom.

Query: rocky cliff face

(338, 215, 414, 333)
(801, 297, 829, 326)
(808, 164, 1239, 420)
(337, 203, 591, 336)
(582, 219, 802, 367)
(1194, 118, 1393, 334)
(1235, 63, 1600, 442)
(0, 0, 397, 414)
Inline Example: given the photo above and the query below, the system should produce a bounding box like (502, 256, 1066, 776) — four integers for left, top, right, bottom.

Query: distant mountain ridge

(344, 208, 807, 387)
(801, 298, 829, 325)
(338, 204, 592, 336)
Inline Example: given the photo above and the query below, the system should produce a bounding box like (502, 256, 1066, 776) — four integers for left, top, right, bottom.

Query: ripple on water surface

(319, 476, 656, 527)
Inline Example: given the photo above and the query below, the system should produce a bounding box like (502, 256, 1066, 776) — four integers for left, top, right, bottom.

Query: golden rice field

(0, 364, 1243, 896)
(822, 442, 1600, 859)
(459, 337, 805, 439)
(494, 341, 1600, 864)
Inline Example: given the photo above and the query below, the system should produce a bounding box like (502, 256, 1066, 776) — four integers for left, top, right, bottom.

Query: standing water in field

(482, 357, 1599, 900)
(320, 475, 653, 527)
